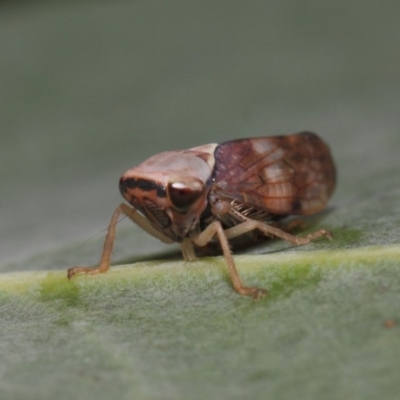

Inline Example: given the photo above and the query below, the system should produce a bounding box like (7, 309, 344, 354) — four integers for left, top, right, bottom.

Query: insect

(68, 131, 336, 299)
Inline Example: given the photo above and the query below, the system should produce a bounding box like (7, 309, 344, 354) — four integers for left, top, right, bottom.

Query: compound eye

(167, 178, 205, 212)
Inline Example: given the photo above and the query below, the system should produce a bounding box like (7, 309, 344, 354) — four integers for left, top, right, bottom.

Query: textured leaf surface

(2, 246, 400, 400)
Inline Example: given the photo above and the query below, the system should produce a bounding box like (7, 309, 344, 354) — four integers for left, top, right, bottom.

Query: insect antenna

(78, 215, 128, 247)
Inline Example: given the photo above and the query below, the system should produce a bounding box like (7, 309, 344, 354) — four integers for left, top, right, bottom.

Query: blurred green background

(2, 0, 399, 271)
(1, 2, 400, 399)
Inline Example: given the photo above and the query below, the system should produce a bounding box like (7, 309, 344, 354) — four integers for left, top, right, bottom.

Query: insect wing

(212, 132, 336, 215)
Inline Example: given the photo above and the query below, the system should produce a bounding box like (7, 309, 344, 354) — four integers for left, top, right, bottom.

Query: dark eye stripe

(119, 178, 166, 198)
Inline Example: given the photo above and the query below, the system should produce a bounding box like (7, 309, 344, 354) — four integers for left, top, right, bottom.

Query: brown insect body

(119, 132, 335, 241)
(69, 131, 336, 299)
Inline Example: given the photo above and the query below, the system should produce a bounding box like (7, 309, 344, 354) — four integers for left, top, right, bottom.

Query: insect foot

(243, 287, 268, 301)
(234, 284, 268, 300)
(67, 266, 106, 279)
(233, 277, 268, 300)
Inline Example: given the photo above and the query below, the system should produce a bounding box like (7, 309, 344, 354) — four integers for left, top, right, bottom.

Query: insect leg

(191, 221, 267, 299)
(67, 204, 123, 278)
(68, 203, 173, 279)
(223, 220, 332, 246)
(120, 204, 174, 244)
(181, 238, 196, 261)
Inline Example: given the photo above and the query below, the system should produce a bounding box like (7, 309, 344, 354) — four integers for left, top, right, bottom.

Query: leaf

(2, 245, 400, 400)
(2, 2, 400, 400)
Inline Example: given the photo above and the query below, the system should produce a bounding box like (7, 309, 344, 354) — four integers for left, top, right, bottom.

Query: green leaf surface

(1, 1, 400, 400)
(2, 246, 400, 400)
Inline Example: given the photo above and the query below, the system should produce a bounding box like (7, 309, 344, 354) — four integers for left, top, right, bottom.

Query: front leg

(191, 221, 267, 300)
(68, 203, 173, 279)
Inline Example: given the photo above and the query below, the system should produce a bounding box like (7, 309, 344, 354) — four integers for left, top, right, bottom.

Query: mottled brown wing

(211, 131, 336, 216)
